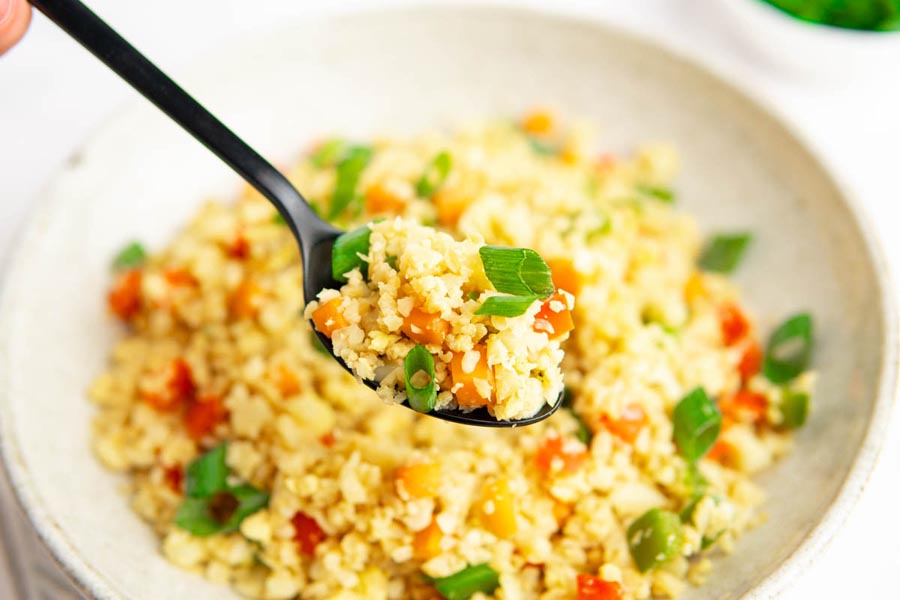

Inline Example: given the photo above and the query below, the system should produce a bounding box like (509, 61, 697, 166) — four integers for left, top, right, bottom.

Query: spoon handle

(28, 0, 323, 247)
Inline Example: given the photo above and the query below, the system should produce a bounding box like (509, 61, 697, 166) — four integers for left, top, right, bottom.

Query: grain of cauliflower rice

(306, 219, 572, 420)
(92, 110, 815, 600)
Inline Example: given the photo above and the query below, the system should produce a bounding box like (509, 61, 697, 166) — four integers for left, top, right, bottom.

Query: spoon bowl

(29, 0, 562, 427)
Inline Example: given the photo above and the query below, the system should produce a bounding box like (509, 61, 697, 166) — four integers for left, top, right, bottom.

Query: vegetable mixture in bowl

(307, 219, 572, 421)
(91, 111, 814, 600)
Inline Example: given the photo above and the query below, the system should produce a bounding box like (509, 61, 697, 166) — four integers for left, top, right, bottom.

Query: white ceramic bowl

(0, 5, 896, 600)
(721, 0, 900, 76)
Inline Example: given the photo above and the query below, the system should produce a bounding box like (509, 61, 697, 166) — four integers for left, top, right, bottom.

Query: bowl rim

(0, 3, 896, 599)
(733, 0, 900, 38)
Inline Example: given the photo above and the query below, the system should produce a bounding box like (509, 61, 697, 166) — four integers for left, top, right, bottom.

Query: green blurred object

(761, 0, 900, 31)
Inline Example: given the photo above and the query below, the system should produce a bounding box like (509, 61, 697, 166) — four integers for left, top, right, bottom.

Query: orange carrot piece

(521, 109, 555, 136)
(413, 518, 444, 560)
(311, 298, 349, 338)
(226, 234, 250, 260)
(364, 182, 406, 215)
(395, 463, 442, 499)
(738, 340, 763, 380)
(577, 574, 624, 600)
(401, 308, 449, 346)
(533, 292, 575, 340)
(534, 432, 589, 476)
(479, 478, 517, 538)
(164, 268, 197, 287)
(108, 269, 142, 321)
(184, 394, 227, 440)
(434, 186, 472, 227)
(707, 439, 733, 464)
(720, 389, 767, 425)
(229, 279, 263, 319)
(547, 258, 582, 297)
(277, 365, 301, 396)
(719, 303, 750, 346)
(599, 404, 647, 444)
(319, 431, 336, 448)
(291, 512, 325, 556)
(450, 345, 493, 408)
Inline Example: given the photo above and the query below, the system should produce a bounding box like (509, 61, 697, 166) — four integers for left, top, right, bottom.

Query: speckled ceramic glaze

(0, 5, 895, 599)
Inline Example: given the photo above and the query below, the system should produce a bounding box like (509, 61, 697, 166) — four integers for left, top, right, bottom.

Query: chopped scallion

(112, 241, 146, 270)
(416, 151, 452, 198)
(185, 444, 228, 498)
(673, 387, 721, 463)
(763, 313, 813, 384)
(479, 246, 554, 298)
(331, 224, 373, 282)
(627, 508, 684, 572)
(429, 563, 500, 600)
(528, 138, 559, 156)
(327, 145, 373, 220)
(780, 390, 809, 429)
(698, 232, 753, 274)
(474, 295, 538, 317)
(310, 139, 347, 168)
(637, 184, 675, 203)
(404, 345, 437, 413)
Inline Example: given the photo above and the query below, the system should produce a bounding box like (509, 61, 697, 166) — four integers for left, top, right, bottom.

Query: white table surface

(1, 0, 899, 598)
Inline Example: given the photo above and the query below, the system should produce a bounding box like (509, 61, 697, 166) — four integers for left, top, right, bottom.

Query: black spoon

(28, 0, 562, 427)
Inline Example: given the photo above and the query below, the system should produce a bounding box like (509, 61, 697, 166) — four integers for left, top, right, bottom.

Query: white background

(1, 0, 899, 597)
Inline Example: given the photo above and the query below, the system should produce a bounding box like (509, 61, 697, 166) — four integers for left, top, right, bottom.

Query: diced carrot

(534, 432, 589, 476)
(413, 518, 444, 560)
(311, 298, 349, 338)
(577, 574, 624, 600)
(478, 478, 517, 538)
(401, 308, 449, 346)
(707, 439, 733, 464)
(226, 234, 250, 260)
(164, 268, 197, 287)
(720, 303, 750, 346)
(163, 464, 184, 494)
(395, 463, 442, 499)
(450, 345, 493, 408)
(291, 512, 325, 556)
(184, 394, 227, 440)
(521, 109, 555, 136)
(547, 258, 582, 297)
(319, 431, 336, 448)
(560, 144, 580, 165)
(108, 269, 142, 321)
(595, 153, 617, 173)
(684, 272, 707, 304)
(142, 358, 196, 412)
(364, 182, 406, 215)
(719, 389, 768, 426)
(434, 186, 472, 227)
(599, 404, 647, 444)
(738, 340, 763, 380)
(533, 292, 575, 340)
(277, 365, 301, 396)
(229, 279, 263, 320)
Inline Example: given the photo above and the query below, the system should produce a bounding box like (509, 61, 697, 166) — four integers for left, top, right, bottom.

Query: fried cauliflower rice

(91, 113, 815, 600)
(306, 219, 571, 421)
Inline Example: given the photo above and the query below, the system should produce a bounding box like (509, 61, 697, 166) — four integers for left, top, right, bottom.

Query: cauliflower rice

(91, 113, 814, 600)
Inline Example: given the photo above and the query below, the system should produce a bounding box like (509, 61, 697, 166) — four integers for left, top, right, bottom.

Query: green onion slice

(175, 445, 270, 537)
(185, 444, 228, 498)
(780, 390, 809, 429)
(528, 138, 559, 156)
(416, 151, 452, 198)
(673, 387, 721, 463)
(404, 344, 437, 413)
(479, 246, 554, 298)
(429, 563, 500, 600)
(327, 145, 373, 220)
(763, 313, 813, 384)
(310, 139, 347, 168)
(112, 241, 146, 270)
(627, 508, 684, 573)
(637, 184, 675, 204)
(331, 224, 373, 282)
(475, 295, 539, 317)
(698, 232, 753, 274)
